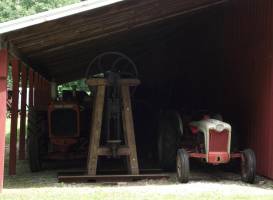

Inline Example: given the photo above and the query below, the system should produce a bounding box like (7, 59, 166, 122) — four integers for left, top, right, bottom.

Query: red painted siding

(0, 49, 8, 192)
(224, 0, 273, 179)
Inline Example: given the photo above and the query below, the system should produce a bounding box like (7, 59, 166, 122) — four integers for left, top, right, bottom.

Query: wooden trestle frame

(86, 78, 140, 175)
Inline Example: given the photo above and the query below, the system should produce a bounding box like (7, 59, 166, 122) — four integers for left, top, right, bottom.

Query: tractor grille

(50, 109, 78, 137)
(209, 129, 229, 152)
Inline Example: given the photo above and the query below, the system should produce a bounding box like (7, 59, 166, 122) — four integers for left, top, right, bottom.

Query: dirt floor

(2, 121, 273, 200)
(2, 154, 273, 200)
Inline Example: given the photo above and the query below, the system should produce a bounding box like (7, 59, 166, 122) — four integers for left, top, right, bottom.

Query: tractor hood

(190, 119, 231, 133)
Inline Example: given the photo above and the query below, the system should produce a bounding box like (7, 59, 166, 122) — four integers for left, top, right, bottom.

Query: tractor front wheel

(241, 149, 256, 183)
(176, 149, 190, 183)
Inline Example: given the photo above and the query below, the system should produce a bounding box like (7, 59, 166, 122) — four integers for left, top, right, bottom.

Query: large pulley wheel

(85, 52, 138, 79)
(176, 148, 190, 183)
(241, 149, 256, 183)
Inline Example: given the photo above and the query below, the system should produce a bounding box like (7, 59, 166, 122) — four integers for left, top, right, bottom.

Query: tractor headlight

(216, 124, 225, 132)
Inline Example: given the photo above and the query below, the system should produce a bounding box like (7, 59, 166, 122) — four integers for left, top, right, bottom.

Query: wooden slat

(97, 146, 130, 156)
(58, 174, 169, 183)
(86, 78, 140, 86)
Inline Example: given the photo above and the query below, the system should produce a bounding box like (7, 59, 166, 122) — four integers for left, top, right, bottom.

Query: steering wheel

(85, 52, 138, 79)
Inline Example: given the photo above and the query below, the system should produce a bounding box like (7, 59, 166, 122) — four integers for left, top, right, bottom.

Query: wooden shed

(1, 0, 273, 191)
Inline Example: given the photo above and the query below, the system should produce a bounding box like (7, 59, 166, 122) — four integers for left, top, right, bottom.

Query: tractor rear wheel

(27, 109, 47, 172)
(158, 111, 182, 170)
(241, 149, 256, 183)
(176, 148, 189, 183)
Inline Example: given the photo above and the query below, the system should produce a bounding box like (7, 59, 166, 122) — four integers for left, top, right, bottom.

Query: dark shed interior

(1, 0, 273, 179)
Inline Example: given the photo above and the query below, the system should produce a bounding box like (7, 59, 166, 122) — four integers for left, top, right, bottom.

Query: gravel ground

(3, 123, 273, 199)
(2, 157, 273, 200)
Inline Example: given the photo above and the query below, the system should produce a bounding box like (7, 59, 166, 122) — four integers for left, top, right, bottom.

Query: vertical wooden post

(28, 68, 34, 107)
(37, 75, 42, 106)
(0, 49, 8, 192)
(33, 72, 38, 107)
(40, 77, 44, 106)
(87, 86, 106, 175)
(121, 86, 139, 175)
(19, 64, 27, 160)
(9, 59, 19, 175)
(41, 77, 46, 106)
(45, 80, 51, 104)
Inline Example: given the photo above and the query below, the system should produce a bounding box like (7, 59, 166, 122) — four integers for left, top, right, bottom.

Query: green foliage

(58, 79, 90, 94)
(0, 0, 80, 23)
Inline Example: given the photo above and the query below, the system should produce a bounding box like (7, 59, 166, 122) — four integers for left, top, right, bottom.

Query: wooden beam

(19, 64, 27, 160)
(7, 42, 50, 79)
(33, 72, 39, 107)
(97, 146, 130, 156)
(9, 58, 19, 175)
(86, 79, 140, 86)
(28, 68, 34, 107)
(121, 85, 139, 175)
(87, 85, 106, 175)
(0, 48, 8, 192)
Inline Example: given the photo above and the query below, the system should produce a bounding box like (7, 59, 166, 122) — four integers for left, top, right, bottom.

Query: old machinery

(157, 110, 256, 183)
(85, 52, 140, 175)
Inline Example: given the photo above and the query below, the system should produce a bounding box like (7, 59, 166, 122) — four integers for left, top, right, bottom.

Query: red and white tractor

(157, 110, 256, 183)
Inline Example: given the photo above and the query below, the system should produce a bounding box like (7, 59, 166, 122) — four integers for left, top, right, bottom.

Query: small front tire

(241, 149, 256, 184)
(176, 149, 190, 183)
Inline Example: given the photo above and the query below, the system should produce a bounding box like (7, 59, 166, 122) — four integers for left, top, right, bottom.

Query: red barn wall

(224, 0, 273, 178)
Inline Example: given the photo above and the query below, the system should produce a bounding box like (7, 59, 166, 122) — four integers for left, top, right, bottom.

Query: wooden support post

(33, 72, 38, 107)
(9, 59, 19, 175)
(46, 80, 51, 104)
(87, 85, 106, 175)
(19, 64, 27, 160)
(28, 68, 34, 107)
(0, 49, 8, 192)
(86, 78, 140, 175)
(38, 75, 42, 106)
(41, 77, 45, 106)
(39, 76, 43, 106)
(121, 86, 139, 175)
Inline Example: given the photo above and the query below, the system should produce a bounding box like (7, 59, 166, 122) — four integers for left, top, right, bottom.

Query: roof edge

(0, 0, 124, 34)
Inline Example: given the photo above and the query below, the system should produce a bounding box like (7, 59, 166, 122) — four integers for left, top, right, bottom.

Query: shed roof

(0, 0, 227, 83)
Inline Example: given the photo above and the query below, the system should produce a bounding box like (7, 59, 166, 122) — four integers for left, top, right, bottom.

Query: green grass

(2, 118, 273, 200)
(5, 118, 11, 143)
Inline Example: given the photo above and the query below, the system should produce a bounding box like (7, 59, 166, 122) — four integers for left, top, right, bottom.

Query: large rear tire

(27, 109, 47, 172)
(241, 149, 256, 183)
(176, 149, 190, 183)
(157, 111, 182, 170)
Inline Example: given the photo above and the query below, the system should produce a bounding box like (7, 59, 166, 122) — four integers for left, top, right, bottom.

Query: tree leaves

(0, 0, 80, 23)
